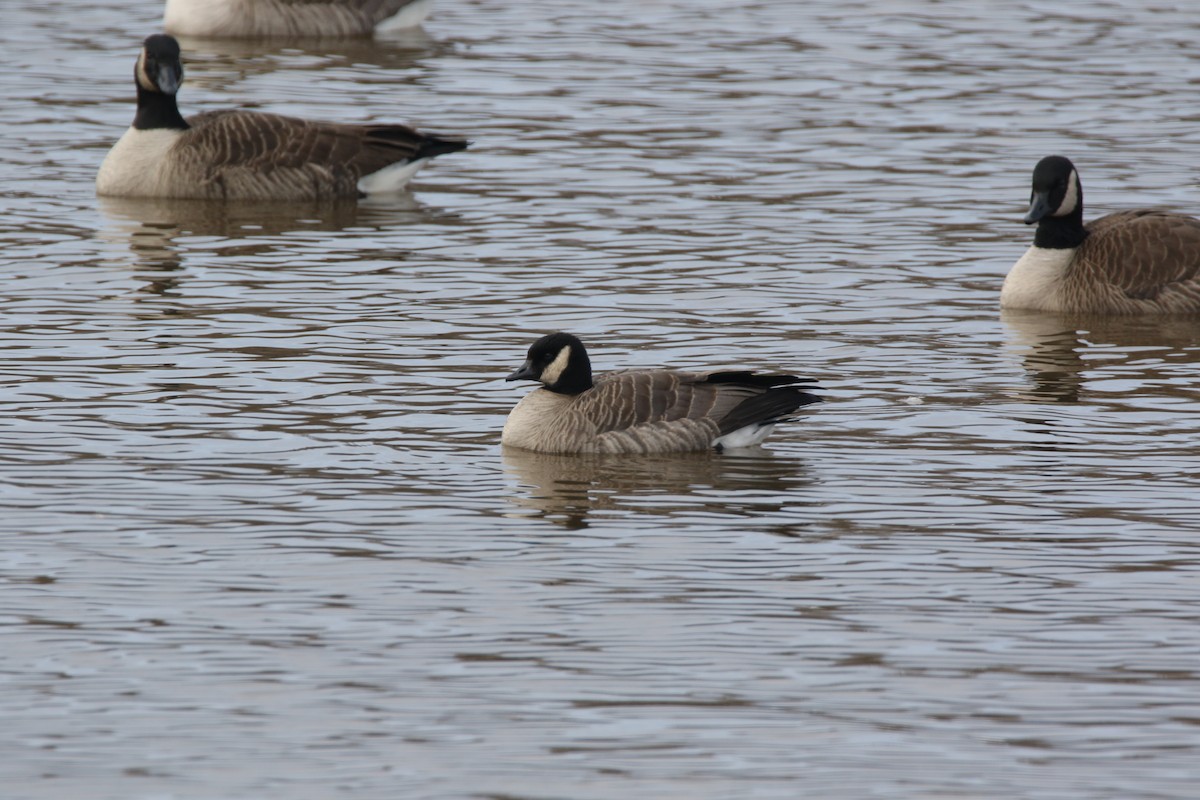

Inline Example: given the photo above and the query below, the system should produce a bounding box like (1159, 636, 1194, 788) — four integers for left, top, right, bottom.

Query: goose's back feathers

(174, 110, 460, 200)
(164, 0, 433, 38)
(1073, 211, 1200, 312)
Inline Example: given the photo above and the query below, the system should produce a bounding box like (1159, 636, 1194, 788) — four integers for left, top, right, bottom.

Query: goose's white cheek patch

(1055, 170, 1080, 217)
(539, 346, 572, 386)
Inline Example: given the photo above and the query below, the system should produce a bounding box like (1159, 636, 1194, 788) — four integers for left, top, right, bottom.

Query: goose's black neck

(1032, 209, 1088, 250)
(133, 85, 188, 131)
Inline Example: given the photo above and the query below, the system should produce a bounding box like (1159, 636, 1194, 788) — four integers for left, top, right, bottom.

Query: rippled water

(3, 1, 1200, 798)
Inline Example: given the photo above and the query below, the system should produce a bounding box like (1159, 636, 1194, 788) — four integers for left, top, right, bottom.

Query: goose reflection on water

(98, 193, 423, 239)
(1001, 309, 1200, 404)
(97, 193, 429, 297)
(501, 447, 816, 531)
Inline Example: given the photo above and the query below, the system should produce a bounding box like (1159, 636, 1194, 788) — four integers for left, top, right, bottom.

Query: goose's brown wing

(578, 371, 725, 453)
(180, 110, 462, 198)
(1080, 211, 1200, 311)
(576, 370, 818, 453)
(581, 371, 741, 427)
(187, 110, 426, 171)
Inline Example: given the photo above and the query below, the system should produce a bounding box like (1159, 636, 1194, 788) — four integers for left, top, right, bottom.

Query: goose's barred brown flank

(1003, 155, 1200, 315)
(96, 34, 467, 201)
(501, 333, 822, 455)
(164, 0, 433, 38)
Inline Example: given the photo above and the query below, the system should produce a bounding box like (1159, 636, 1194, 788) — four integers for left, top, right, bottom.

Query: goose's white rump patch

(713, 423, 776, 450)
(377, 0, 435, 32)
(356, 158, 426, 195)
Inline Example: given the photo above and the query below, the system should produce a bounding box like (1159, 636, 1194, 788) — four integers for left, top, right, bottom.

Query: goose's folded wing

(1084, 211, 1200, 304)
(184, 110, 429, 176)
(580, 371, 737, 432)
(582, 370, 817, 432)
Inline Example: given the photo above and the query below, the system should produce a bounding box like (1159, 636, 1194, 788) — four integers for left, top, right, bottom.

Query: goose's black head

(137, 34, 184, 96)
(1024, 155, 1087, 248)
(506, 332, 594, 395)
(132, 35, 188, 131)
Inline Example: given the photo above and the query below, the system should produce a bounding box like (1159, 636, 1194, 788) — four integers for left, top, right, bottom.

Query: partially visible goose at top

(164, 0, 434, 38)
(1002, 155, 1200, 314)
(501, 333, 822, 455)
(96, 34, 467, 201)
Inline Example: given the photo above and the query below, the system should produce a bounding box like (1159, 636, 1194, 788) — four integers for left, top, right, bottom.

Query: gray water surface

(2, 1, 1199, 798)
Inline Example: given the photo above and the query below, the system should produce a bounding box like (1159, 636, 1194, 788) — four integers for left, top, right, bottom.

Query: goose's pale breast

(96, 127, 185, 198)
(1000, 245, 1074, 311)
(501, 390, 588, 453)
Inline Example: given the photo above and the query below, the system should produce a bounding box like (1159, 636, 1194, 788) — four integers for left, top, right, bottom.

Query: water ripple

(2, 1, 1200, 798)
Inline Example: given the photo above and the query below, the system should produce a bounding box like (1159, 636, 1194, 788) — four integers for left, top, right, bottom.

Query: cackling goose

(1002, 155, 1200, 314)
(164, 0, 434, 38)
(502, 333, 822, 454)
(96, 34, 467, 201)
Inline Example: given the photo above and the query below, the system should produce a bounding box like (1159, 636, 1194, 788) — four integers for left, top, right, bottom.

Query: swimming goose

(164, 0, 434, 38)
(1002, 155, 1200, 314)
(502, 333, 822, 454)
(96, 34, 467, 201)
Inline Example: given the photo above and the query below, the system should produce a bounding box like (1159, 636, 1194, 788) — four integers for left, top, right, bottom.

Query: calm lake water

(2, 1, 1199, 798)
